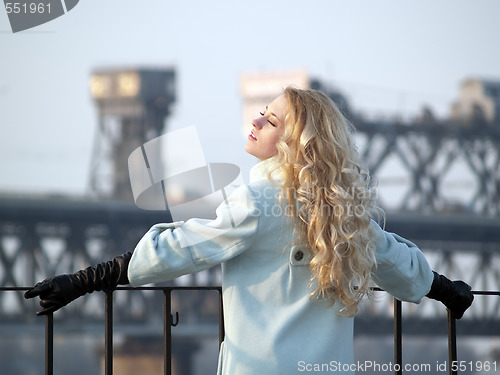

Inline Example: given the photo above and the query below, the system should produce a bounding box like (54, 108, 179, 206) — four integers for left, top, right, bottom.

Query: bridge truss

(356, 119, 500, 216)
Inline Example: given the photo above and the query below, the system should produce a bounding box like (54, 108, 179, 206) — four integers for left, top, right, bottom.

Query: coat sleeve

(127, 184, 260, 287)
(371, 221, 434, 303)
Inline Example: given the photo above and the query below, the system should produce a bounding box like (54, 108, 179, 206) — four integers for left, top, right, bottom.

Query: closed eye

(260, 111, 277, 127)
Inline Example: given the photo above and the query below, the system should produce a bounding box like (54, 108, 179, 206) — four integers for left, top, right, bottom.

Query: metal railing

(1, 287, 497, 375)
(102, 286, 223, 375)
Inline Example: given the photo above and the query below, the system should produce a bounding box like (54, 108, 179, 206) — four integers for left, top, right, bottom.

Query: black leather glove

(426, 271, 474, 319)
(24, 252, 132, 316)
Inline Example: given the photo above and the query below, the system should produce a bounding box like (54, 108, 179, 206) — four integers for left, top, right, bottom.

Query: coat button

(294, 250, 304, 261)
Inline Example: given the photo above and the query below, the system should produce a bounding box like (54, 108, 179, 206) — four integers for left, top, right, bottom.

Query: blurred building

(240, 69, 308, 136)
(450, 77, 500, 125)
(240, 70, 352, 136)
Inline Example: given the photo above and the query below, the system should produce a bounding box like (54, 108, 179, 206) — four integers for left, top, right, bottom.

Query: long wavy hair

(269, 87, 381, 317)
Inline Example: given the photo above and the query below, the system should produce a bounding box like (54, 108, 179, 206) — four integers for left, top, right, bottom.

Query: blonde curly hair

(269, 87, 380, 317)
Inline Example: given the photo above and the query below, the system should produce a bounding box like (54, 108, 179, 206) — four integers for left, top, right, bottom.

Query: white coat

(128, 158, 434, 374)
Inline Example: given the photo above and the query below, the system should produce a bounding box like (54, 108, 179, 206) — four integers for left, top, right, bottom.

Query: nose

(252, 116, 265, 129)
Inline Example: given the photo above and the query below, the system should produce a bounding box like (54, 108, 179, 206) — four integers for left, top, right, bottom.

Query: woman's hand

(24, 252, 132, 315)
(426, 271, 474, 319)
(24, 274, 87, 315)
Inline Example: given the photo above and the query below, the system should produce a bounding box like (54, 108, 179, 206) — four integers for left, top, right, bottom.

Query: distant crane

(88, 67, 176, 202)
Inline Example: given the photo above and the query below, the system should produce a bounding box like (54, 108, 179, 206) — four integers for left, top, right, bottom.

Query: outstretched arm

(24, 252, 132, 315)
(371, 221, 473, 319)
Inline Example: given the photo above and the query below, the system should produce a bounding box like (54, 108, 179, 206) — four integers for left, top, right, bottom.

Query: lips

(248, 130, 257, 141)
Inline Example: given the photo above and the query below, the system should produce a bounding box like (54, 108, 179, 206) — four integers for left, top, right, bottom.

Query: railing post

(45, 313, 53, 375)
(164, 289, 173, 375)
(218, 287, 224, 350)
(105, 291, 114, 375)
(394, 299, 402, 375)
(447, 310, 458, 375)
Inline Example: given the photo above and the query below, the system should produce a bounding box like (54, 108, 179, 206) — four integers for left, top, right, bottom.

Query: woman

(25, 87, 473, 374)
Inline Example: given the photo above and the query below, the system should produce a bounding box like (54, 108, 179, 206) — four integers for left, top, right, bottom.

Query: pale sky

(1, 0, 499, 195)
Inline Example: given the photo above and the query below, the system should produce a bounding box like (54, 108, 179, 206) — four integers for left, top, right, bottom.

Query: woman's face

(245, 94, 287, 160)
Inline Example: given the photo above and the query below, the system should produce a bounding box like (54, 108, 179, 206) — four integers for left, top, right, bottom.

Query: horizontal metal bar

(4, 286, 498, 295)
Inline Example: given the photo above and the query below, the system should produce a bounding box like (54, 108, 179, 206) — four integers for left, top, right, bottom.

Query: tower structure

(450, 77, 500, 125)
(88, 67, 176, 201)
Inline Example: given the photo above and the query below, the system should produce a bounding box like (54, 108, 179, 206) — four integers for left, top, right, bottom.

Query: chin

(245, 144, 257, 158)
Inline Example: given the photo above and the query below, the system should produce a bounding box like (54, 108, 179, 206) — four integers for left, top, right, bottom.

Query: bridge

(356, 118, 500, 216)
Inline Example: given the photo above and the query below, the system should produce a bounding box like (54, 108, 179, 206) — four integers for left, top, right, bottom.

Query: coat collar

(249, 156, 284, 184)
